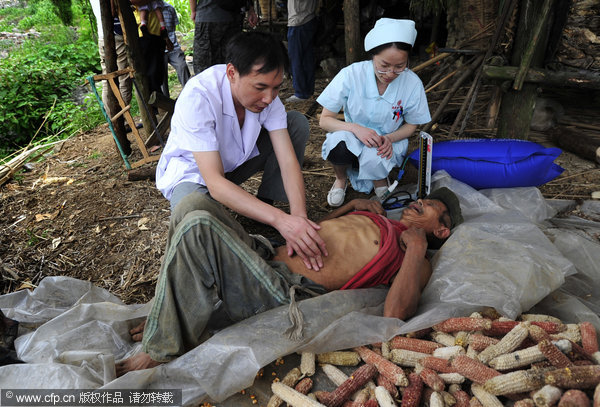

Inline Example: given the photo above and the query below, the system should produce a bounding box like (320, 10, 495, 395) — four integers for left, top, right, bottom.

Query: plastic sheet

(1, 172, 599, 405)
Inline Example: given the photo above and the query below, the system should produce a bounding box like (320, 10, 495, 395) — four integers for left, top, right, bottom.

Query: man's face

(400, 199, 450, 234)
(227, 63, 284, 113)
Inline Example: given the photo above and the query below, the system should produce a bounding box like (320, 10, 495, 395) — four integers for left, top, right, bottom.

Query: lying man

(116, 187, 463, 375)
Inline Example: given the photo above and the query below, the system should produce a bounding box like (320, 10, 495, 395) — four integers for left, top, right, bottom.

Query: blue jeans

(287, 17, 317, 99)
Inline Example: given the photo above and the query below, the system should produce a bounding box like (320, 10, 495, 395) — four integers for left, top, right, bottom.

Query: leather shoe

(327, 181, 347, 207)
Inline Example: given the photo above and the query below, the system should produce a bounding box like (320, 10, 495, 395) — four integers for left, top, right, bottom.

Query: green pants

(142, 193, 326, 362)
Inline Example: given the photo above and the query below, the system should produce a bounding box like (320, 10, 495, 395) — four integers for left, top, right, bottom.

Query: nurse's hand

(377, 135, 393, 159)
(352, 124, 381, 148)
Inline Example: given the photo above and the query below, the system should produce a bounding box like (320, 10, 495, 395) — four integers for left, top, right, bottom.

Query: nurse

(317, 18, 431, 207)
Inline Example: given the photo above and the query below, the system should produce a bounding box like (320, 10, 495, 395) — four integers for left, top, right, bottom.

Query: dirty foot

(129, 320, 146, 342)
(116, 352, 163, 377)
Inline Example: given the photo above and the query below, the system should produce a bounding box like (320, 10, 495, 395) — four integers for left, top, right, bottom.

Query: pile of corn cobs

(268, 312, 600, 407)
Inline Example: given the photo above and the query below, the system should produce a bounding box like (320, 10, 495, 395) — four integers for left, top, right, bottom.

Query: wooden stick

(412, 52, 451, 73)
(422, 55, 484, 134)
(426, 70, 458, 93)
(513, 0, 554, 91)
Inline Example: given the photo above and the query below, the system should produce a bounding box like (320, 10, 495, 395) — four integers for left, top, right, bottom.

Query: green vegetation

(0, 0, 104, 160)
(0, 0, 193, 163)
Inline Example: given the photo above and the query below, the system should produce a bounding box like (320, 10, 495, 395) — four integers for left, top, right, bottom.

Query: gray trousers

(142, 193, 326, 362)
(170, 110, 310, 211)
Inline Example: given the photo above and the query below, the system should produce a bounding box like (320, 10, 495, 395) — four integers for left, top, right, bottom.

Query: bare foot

(115, 352, 163, 377)
(130, 320, 146, 342)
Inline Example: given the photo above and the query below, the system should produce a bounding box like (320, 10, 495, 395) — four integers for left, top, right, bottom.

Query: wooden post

(116, 0, 157, 138)
(483, 65, 600, 90)
(343, 0, 361, 65)
(496, 0, 554, 140)
(100, 0, 130, 155)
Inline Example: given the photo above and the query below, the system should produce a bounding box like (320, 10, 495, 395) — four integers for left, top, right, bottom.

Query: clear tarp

(1, 171, 599, 405)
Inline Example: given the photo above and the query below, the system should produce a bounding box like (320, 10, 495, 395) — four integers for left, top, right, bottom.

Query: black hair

(225, 31, 290, 77)
(368, 42, 412, 58)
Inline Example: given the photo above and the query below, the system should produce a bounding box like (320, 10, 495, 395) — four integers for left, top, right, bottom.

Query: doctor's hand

(277, 214, 328, 271)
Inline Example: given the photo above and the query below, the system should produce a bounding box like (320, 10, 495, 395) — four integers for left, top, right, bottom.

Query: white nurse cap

(364, 18, 417, 52)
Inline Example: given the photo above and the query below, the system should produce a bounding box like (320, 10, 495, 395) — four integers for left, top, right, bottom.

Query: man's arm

(268, 128, 328, 269)
(318, 199, 386, 223)
(189, 0, 196, 21)
(383, 227, 431, 320)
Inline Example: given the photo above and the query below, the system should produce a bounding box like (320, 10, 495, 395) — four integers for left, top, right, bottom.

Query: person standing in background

(161, 2, 191, 97)
(90, 0, 132, 114)
(285, 0, 318, 103)
(190, 0, 258, 75)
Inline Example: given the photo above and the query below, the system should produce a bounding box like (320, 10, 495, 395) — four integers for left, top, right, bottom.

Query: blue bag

(408, 139, 564, 189)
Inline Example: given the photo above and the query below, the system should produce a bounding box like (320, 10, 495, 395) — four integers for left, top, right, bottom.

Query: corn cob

(538, 340, 574, 369)
(433, 318, 493, 333)
(439, 373, 466, 384)
(295, 377, 314, 395)
(449, 388, 471, 407)
(350, 388, 369, 405)
(580, 322, 599, 354)
(321, 364, 348, 387)
(267, 367, 303, 407)
(471, 383, 503, 407)
(554, 339, 573, 354)
(558, 389, 590, 407)
(455, 331, 470, 348)
(552, 324, 582, 344)
(406, 327, 432, 338)
(389, 348, 428, 367)
(593, 352, 600, 365)
(319, 364, 378, 407)
(544, 365, 600, 389)
(434, 345, 467, 360)
(478, 322, 530, 364)
(374, 386, 397, 407)
(401, 372, 423, 407)
(301, 352, 316, 377)
(451, 355, 501, 384)
(593, 383, 600, 407)
(513, 399, 535, 407)
(574, 359, 594, 366)
(430, 391, 445, 407)
(354, 346, 408, 386)
(470, 396, 484, 407)
(420, 367, 445, 392)
(485, 321, 565, 337)
(467, 344, 480, 359)
(564, 340, 597, 364)
(468, 334, 500, 352)
(441, 390, 457, 406)
(488, 345, 546, 370)
(362, 400, 378, 407)
(317, 351, 361, 366)
(520, 314, 563, 324)
(271, 382, 326, 407)
(381, 341, 391, 359)
(422, 388, 435, 405)
(432, 331, 461, 347)
(421, 356, 458, 374)
(529, 324, 552, 344)
(483, 369, 545, 396)
(389, 336, 443, 354)
(376, 372, 399, 398)
(321, 364, 375, 401)
(532, 384, 563, 407)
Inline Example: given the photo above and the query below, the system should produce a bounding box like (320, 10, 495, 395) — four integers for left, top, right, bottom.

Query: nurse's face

(372, 46, 409, 85)
(227, 63, 284, 113)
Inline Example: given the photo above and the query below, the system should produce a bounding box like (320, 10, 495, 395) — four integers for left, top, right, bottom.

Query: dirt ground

(1, 75, 599, 305)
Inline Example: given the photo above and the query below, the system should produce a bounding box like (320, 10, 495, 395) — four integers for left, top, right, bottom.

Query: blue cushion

(408, 139, 564, 189)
